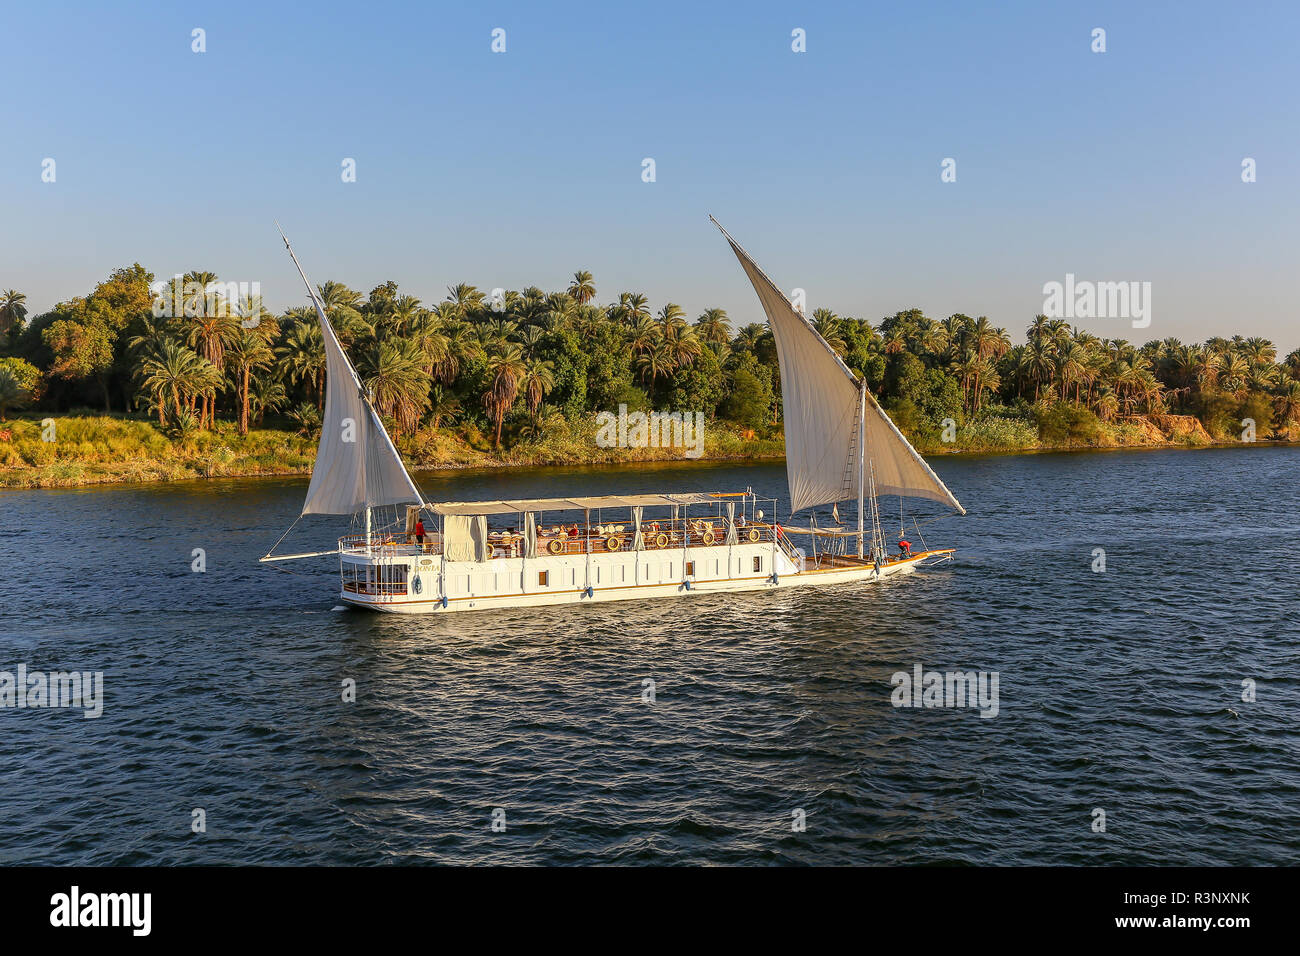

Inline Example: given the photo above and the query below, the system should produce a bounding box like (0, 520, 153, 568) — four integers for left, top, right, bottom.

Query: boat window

(685, 561, 695, 577)
(752, 556, 762, 573)
(538, 571, 549, 587)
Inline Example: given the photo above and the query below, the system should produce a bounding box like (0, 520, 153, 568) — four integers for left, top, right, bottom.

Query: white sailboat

(261, 222, 965, 613)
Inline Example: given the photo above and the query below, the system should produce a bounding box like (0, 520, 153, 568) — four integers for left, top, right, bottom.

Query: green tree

(357, 339, 431, 436)
(227, 327, 275, 435)
(43, 318, 115, 411)
(482, 344, 527, 446)
(721, 354, 774, 430)
(0, 290, 28, 340)
(0, 365, 31, 420)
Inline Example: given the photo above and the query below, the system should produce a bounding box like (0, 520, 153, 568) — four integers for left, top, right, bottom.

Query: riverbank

(0, 412, 1285, 489)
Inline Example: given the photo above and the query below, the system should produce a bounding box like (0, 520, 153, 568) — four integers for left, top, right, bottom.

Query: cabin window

(685, 561, 695, 577)
(378, 564, 408, 595)
(753, 556, 762, 573)
(538, 571, 549, 587)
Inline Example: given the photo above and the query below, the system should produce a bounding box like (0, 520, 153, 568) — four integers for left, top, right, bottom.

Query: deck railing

(339, 522, 781, 561)
(339, 533, 441, 558)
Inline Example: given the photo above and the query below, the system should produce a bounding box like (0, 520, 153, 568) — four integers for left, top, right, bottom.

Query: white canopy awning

(431, 492, 727, 516)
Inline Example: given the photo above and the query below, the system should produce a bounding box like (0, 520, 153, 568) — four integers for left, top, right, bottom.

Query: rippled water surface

(2, 447, 1297, 865)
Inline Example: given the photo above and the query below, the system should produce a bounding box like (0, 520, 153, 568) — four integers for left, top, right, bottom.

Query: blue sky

(4, 0, 1298, 349)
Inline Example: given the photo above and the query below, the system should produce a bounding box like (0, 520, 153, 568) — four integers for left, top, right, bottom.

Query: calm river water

(1, 447, 1297, 864)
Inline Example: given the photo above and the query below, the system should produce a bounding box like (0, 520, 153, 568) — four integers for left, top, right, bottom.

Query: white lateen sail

(278, 228, 423, 516)
(711, 217, 965, 516)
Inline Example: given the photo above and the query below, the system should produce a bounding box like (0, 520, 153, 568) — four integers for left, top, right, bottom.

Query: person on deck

(414, 518, 427, 551)
(897, 538, 912, 558)
(736, 514, 746, 528)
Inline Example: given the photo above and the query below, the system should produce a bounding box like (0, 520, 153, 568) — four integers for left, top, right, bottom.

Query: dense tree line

(2, 266, 1298, 446)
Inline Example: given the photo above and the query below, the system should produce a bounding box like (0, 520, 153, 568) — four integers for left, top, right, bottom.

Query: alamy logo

(0, 665, 103, 718)
(50, 886, 151, 936)
(150, 276, 263, 327)
(595, 404, 705, 458)
(1042, 273, 1151, 329)
(890, 663, 999, 718)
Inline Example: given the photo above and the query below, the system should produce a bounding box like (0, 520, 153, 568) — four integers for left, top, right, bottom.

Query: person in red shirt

(897, 538, 912, 558)
(414, 518, 427, 551)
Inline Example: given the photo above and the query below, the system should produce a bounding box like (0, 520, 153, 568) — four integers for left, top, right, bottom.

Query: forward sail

(278, 228, 423, 516)
(711, 217, 965, 516)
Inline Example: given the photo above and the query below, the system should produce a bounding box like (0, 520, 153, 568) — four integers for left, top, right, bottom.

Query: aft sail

(279, 228, 423, 516)
(711, 217, 965, 516)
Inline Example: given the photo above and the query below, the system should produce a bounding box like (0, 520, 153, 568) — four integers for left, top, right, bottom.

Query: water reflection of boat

(261, 221, 965, 614)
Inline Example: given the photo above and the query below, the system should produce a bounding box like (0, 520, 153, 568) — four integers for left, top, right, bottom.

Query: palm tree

(139, 339, 215, 421)
(811, 309, 846, 354)
(288, 402, 323, 438)
(1085, 384, 1115, 422)
(1273, 376, 1300, 429)
(166, 406, 201, 448)
(1194, 348, 1223, 390)
(657, 304, 687, 343)
(1028, 340, 1055, 403)
(636, 341, 673, 386)
(277, 319, 326, 409)
(435, 319, 482, 384)
(181, 270, 219, 318)
(734, 324, 764, 352)
(227, 328, 275, 435)
(1240, 336, 1275, 367)
(1055, 343, 1087, 402)
(883, 327, 908, 355)
(185, 309, 238, 428)
(357, 339, 431, 436)
(694, 308, 731, 346)
(953, 351, 982, 412)
(520, 357, 555, 418)
(482, 344, 527, 446)
(248, 375, 286, 427)
(627, 317, 660, 382)
(543, 292, 577, 330)
(518, 326, 546, 359)
(427, 385, 462, 430)
(666, 325, 702, 369)
(616, 292, 651, 328)
(317, 280, 363, 312)
(445, 283, 486, 318)
(0, 290, 28, 337)
(1219, 353, 1250, 396)
(972, 358, 1001, 411)
(567, 271, 596, 305)
(1026, 314, 1051, 347)
(406, 310, 451, 379)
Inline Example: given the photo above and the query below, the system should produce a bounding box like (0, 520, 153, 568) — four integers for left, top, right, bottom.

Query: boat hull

(339, 549, 952, 615)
